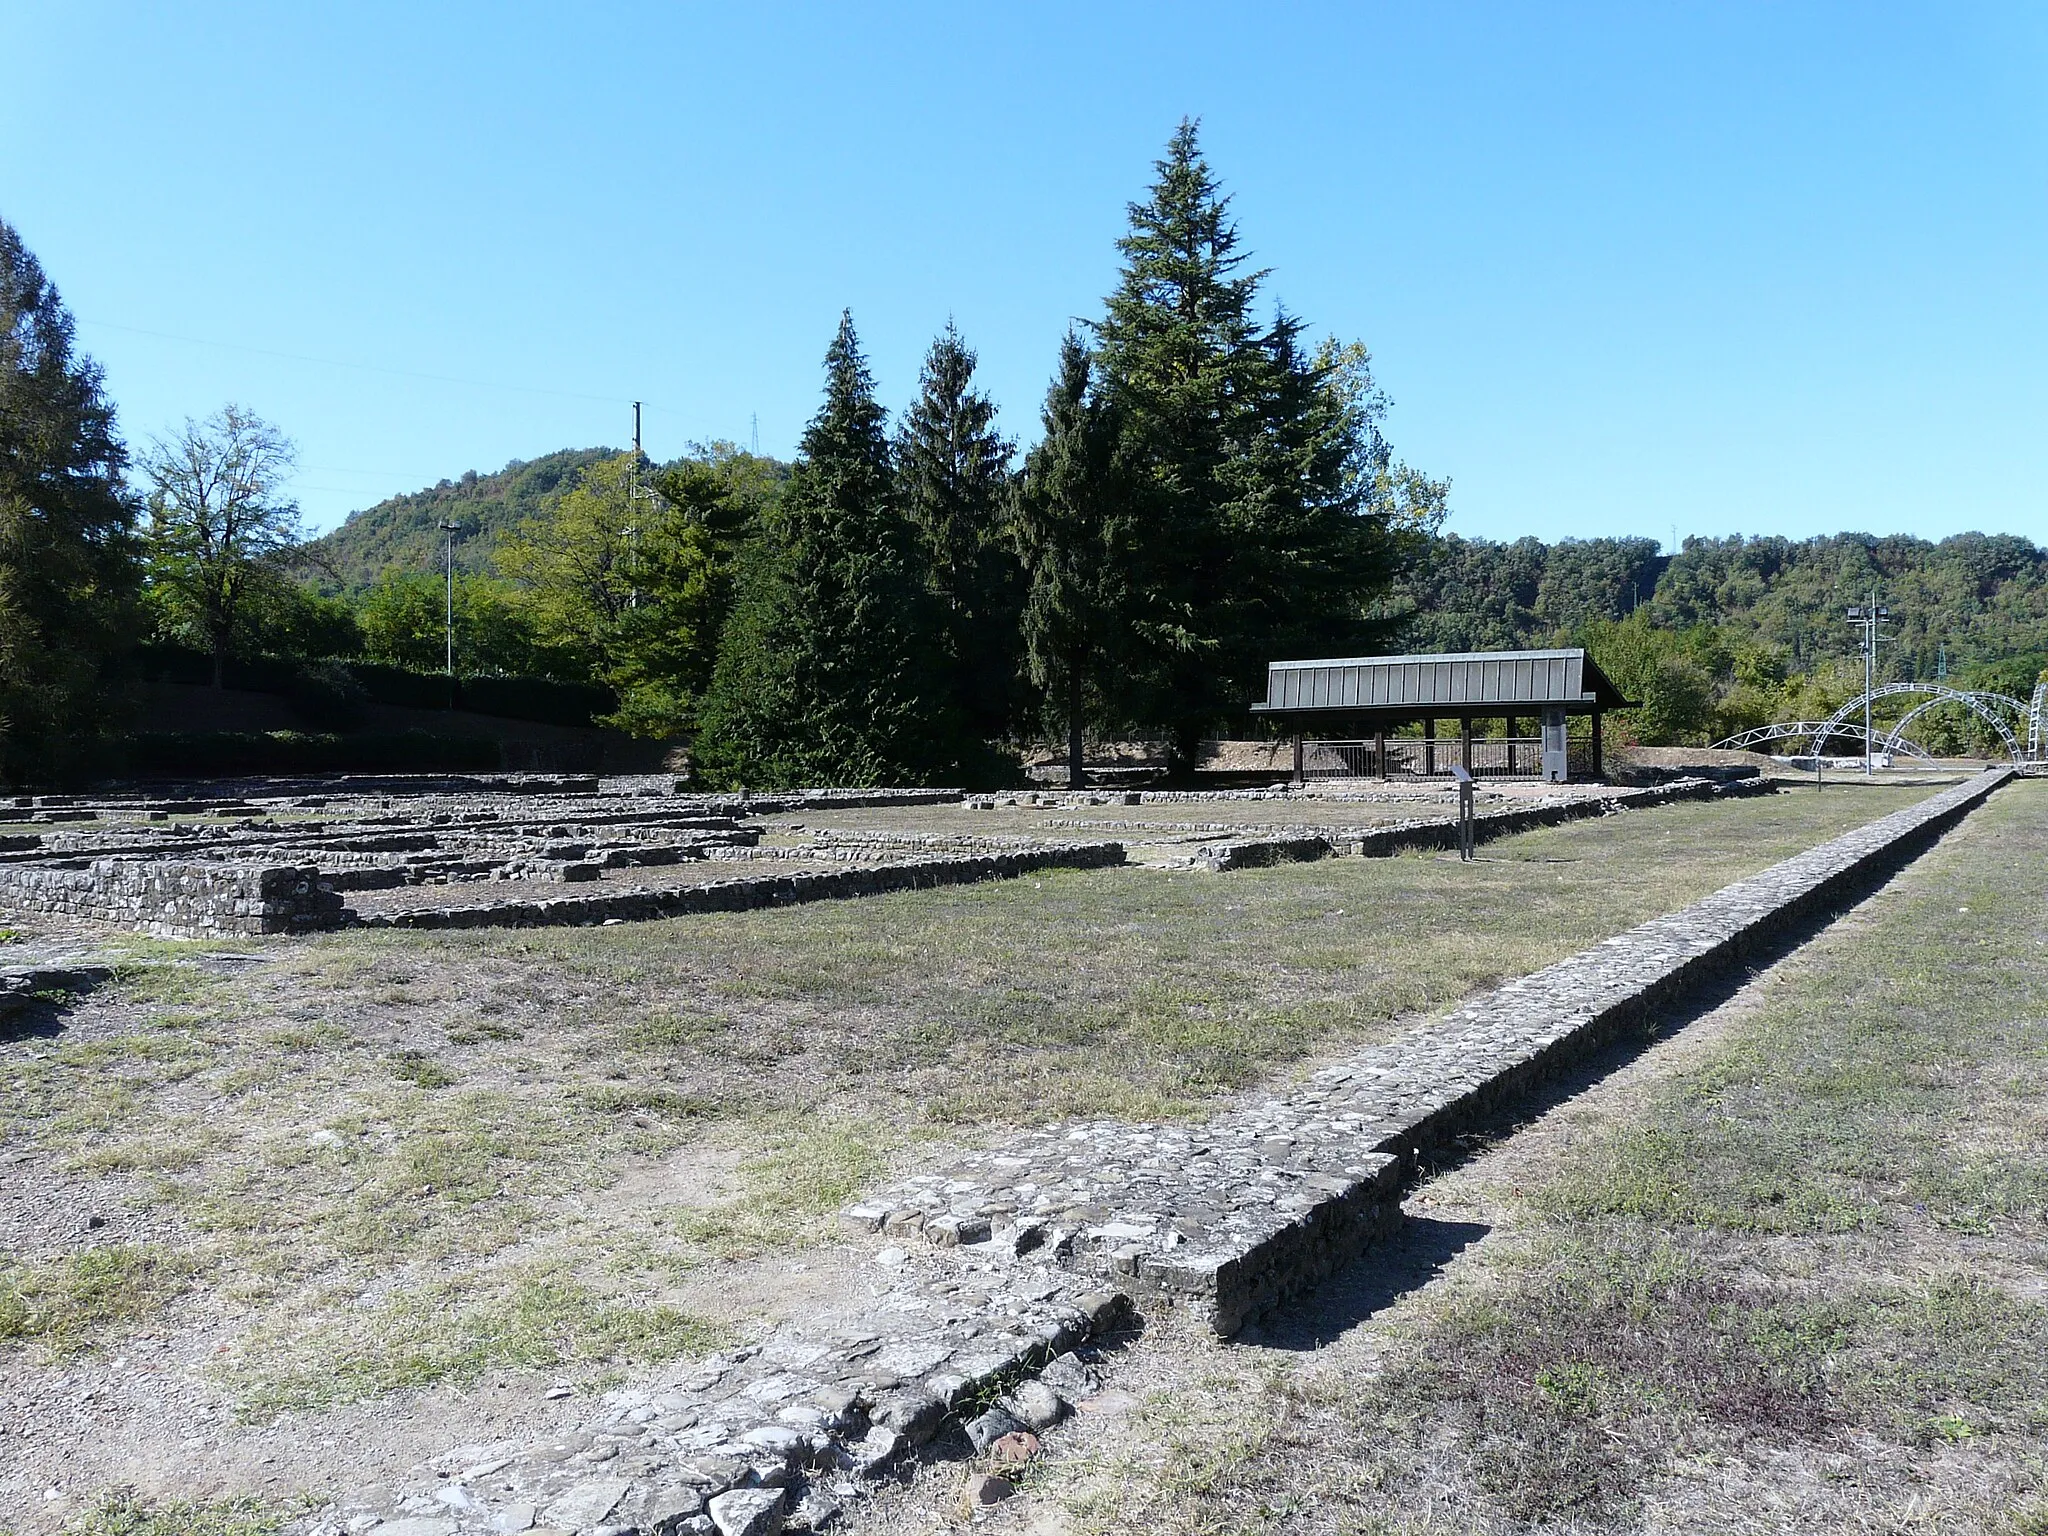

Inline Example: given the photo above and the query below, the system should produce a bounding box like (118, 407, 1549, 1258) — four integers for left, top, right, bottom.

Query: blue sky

(6, 2, 2045, 546)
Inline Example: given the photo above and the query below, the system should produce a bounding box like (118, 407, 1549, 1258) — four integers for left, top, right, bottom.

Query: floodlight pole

(439, 518, 462, 706)
(1846, 591, 1891, 777)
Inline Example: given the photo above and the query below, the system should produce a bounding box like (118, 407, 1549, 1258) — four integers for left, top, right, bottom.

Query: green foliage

(140, 405, 304, 686)
(1012, 329, 1136, 783)
(0, 217, 142, 785)
(1091, 120, 1416, 766)
(497, 447, 769, 736)
(1400, 531, 2048, 748)
(695, 313, 963, 786)
(896, 322, 1021, 738)
(357, 569, 577, 679)
(303, 447, 616, 589)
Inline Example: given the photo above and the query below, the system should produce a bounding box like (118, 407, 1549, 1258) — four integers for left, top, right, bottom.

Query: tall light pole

(439, 519, 462, 703)
(1846, 593, 1891, 776)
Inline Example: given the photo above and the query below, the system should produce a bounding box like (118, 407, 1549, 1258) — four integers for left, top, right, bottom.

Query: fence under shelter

(1249, 648, 1633, 784)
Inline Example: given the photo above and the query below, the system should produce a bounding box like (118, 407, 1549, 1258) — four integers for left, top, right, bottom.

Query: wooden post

(1376, 726, 1387, 780)
(1592, 711, 1604, 779)
(1423, 717, 1436, 775)
(1292, 733, 1304, 785)
(1505, 715, 1517, 775)
(1460, 715, 1474, 776)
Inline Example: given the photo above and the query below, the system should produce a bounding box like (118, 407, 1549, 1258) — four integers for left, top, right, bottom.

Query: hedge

(124, 730, 502, 777)
(130, 645, 616, 730)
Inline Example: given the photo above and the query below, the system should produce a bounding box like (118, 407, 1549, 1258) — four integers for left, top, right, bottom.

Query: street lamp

(438, 519, 462, 702)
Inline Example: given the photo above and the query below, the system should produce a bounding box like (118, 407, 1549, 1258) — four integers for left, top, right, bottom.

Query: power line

(78, 317, 672, 412)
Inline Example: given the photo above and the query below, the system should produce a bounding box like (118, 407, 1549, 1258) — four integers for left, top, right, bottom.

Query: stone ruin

(0, 770, 1785, 942)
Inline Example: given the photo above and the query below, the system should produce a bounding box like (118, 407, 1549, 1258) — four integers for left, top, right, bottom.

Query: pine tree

(694, 312, 957, 787)
(894, 321, 1019, 739)
(1012, 330, 1131, 788)
(0, 218, 140, 784)
(1092, 121, 1411, 769)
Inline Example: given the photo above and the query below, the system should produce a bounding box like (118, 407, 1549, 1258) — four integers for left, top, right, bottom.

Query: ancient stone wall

(0, 859, 342, 938)
(358, 843, 1127, 930)
(849, 768, 2013, 1335)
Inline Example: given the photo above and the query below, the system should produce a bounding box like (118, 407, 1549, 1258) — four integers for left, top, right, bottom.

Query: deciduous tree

(141, 404, 303, 687)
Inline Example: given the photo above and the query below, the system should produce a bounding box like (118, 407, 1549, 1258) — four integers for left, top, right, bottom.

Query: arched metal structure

(1711, 720, 1937, 760)
(1813, 683, 2025, 763)
(2030, 680, 2046, 761)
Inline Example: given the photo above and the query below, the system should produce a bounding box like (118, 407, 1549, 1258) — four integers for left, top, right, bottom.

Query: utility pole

(438, 518, 462, 705)
(1845, 591, 1891, 776)
(625, 402, 660, 612)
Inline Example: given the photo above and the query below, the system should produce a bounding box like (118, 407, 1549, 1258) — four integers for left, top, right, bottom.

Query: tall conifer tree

(0, 219, 140, 784)
(1012, 330, 1130, 787)
(894, 322, 1020, 738)
(1092, 121, 1413, 769)
(694, 312, 957, 787)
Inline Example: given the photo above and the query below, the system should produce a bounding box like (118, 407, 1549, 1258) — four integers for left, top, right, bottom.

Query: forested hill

(1394, 531, 2048, 694)
(304, 447, 617, 589)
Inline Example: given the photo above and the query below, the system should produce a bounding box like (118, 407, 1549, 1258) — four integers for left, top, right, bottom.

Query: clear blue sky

(6, 2, 2045, 547)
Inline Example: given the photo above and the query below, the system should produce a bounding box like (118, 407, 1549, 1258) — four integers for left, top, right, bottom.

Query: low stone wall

(1191, 775, 1775, 871)
(848, 769, 2010, 1335)
(0, 858, 343, 938)
(357, 842, 1127, 929)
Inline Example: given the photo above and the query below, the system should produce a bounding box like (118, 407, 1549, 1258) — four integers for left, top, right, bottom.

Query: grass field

(1020, 776, 2046, 1534)
(0, 782, 1947, 1451)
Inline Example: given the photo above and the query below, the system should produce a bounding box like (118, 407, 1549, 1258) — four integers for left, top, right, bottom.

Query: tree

(1012, 330, 1131, 788)
(141, 405, 303, 687)
(1092, 121, 1415, 768)
(357, 570, 573, 679)
(894, 322, 1020, 738)
(498, 446, 771, 734)
(0, 218, 141, 783)
(695, 311, 958, 787)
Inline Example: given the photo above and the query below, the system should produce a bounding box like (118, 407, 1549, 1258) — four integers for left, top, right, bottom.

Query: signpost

(1453, 765, 1475, 862)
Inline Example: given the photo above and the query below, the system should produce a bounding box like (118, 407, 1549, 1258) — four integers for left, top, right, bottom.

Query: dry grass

(1026, 777, 2048, 1534)
(0, 782, 1941, 1420)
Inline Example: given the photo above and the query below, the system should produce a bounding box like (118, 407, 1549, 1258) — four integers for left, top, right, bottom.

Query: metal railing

(1301, 737, 1596, 781)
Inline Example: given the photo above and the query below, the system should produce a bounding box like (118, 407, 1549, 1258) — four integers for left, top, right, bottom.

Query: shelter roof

(1250, 648, 1630, 715)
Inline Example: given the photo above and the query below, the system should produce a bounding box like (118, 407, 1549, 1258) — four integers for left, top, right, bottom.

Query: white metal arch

(2030, 680, 2046, 760)
(1710, 721, 1937, 760)
(1880, 691, 2024, 759)
(1815, 683, 2024, 762)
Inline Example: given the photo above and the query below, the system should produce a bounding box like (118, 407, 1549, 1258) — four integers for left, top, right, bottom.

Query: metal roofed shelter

(1249, 648, 1632, 783)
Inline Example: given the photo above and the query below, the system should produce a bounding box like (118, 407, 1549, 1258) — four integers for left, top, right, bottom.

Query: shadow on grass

(1248, 845, 1910, 1349)
(1, 995, 77, 1043)
(1246, 1216, 1492, 1351)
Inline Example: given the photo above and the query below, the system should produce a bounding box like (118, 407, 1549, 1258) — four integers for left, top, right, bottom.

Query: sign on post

(1452, 765, 1475, 862)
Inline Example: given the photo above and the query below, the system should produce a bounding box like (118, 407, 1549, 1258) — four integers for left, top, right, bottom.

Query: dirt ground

(0, 780, 1965, 1533)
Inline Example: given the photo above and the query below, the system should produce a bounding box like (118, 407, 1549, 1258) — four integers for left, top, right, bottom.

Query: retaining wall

(0, 858, 344, 938)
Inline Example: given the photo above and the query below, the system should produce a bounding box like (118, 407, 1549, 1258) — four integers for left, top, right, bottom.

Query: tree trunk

(211, 632, 227, 690)
(1066, 671, 1086, 790)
